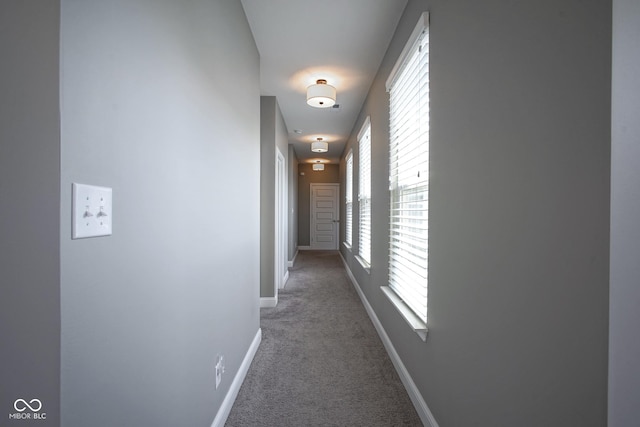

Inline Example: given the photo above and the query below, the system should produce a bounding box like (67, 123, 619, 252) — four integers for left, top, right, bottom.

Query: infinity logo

(14, 399, 42, 412)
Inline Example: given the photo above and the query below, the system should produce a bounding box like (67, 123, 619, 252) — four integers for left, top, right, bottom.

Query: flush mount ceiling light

(311, 137, 329, 153)
(306, 79, 336, 108)
(312, 160, 326, 171)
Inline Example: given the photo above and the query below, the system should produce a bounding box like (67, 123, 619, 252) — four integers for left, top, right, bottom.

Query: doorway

(275, 149, 288, 292)
(310, 183, 339, 250)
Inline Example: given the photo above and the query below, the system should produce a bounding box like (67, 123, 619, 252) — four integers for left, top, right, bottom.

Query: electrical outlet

(215, 355, 223, 389)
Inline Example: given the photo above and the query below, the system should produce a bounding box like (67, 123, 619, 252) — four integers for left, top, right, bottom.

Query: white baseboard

(299, 245, 341, 251)
(211, 328, 262, 427)
(339, 253, 439, 427)
(288, 249, 299, 268)
(282, 270, 290, 288)
(260, 297, 278, 308)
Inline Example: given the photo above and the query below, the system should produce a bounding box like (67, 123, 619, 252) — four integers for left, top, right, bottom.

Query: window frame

(383, 11, 430, 341)
(344, 150, 354, 248)
(357, 116, 372, 269)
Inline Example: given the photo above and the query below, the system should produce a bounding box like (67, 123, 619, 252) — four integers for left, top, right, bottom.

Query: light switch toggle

(72, 183, 112, 239)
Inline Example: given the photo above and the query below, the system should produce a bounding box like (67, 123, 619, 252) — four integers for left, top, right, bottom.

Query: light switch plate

(72, 183, 112, 239)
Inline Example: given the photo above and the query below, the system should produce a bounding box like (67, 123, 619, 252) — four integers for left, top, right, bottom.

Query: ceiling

(241, 0, 408, 164)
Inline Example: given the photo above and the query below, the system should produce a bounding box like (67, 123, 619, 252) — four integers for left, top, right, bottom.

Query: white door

(310, 183, 339, 250)
(275, 149, 288, 291)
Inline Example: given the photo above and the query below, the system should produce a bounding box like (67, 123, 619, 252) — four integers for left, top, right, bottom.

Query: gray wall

(288, 145, 299, 260)
(0, 2, 61, 425)
(340, 1, 611, 426)
(297, 164, 340, 247)
(59, 1, 260, 426)
(260, 96, 289, 298)
(609, 0, 640, 424)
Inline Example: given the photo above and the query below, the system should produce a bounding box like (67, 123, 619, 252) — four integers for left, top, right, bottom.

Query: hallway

(2, 1, 627, 426)
(226, 251, 422, 426)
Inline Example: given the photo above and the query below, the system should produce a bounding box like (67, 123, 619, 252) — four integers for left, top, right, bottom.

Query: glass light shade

(313, 163, 325, 171)
(306, 80, 336, 108)
(311, 141, 329, 153)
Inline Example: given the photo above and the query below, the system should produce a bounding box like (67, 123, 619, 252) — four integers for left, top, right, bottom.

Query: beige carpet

(225, 250, 423, 427)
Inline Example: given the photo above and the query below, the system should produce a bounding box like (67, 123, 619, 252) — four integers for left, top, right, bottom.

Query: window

(345, 151, 354, 247)
(358, 117, 372, 266)
(385, 12, 430, 334)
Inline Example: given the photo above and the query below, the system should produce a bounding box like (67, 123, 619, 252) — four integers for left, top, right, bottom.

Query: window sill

(343, 242, 352, 251)
(381, 286, 428, 342)
(355, 255, 371, 274)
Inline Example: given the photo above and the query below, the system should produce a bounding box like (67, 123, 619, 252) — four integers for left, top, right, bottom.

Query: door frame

(275, 148, 288, 293)
(310, 183, 340, 250)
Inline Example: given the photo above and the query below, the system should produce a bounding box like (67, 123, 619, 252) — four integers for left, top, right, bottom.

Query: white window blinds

(345, 151, 354, 246)
(358, 118, 372, 265)
(387, 12, 429, 324)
